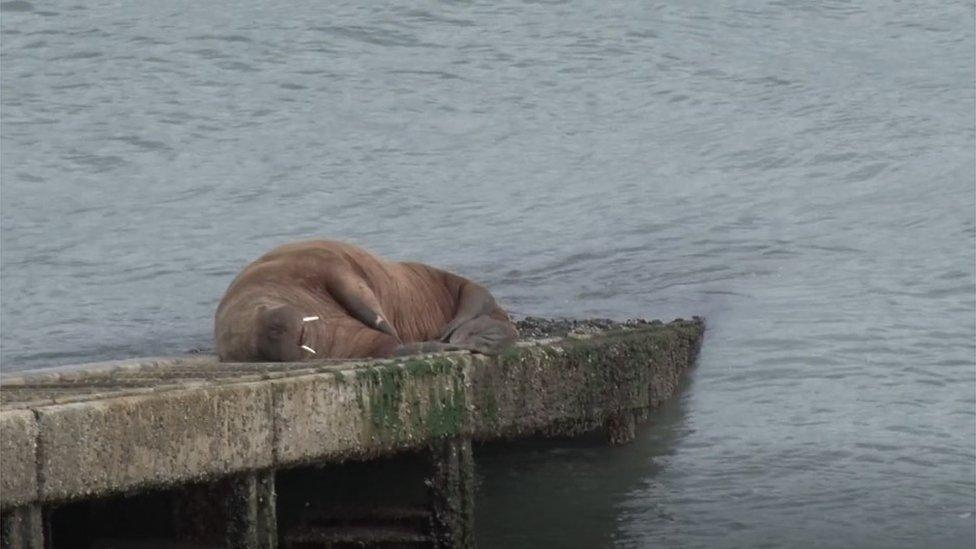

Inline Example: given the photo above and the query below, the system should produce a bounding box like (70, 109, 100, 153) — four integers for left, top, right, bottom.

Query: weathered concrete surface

(273, 355, 472, 465)
(36, 382, 274, 502)
(468, 320, 703, 440)
(0, 410, 38, 508)
(0, 317, 704, 508)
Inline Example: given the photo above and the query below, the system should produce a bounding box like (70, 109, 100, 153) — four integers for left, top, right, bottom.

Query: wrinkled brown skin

(215, 240, 518, 362)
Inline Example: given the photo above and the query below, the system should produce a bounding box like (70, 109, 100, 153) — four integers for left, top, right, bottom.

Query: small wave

(188, 34, 252, 43)
(52, 51, 102, 60)
(188, 48, 227, 60)
(844, 162, 889, 182)
(109, 136, 171, 152)
(216, 61, 257, 72)
(64, 153, 127, 172)
(388, 69, 463, 80)
(309, 25, 442, 49)
(15, 172, 44, 182)
(397, 8, 475, 27)
(1, 0, 33, 12)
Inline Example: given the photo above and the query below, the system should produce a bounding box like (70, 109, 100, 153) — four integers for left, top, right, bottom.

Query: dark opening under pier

(0, 317, 704, 548)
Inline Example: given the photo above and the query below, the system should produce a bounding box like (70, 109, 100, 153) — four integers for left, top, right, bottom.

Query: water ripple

(1, 1, 973, 547)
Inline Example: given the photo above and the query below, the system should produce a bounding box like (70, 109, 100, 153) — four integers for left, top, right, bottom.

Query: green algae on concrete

(353, 356, 470, 447)
(467, 318, 704, 441)
(272, 355, 475, 467)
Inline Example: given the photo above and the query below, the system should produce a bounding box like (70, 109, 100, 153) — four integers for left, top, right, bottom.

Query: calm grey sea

(1, 0, 973, 546)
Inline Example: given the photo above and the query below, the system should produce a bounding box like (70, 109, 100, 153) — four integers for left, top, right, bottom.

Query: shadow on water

(474, 377, 695, 548)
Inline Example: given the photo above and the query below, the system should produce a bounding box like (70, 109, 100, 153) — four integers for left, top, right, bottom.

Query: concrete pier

(0, 317, 703, 548)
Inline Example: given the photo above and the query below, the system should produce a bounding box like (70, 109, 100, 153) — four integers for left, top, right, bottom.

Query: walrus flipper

(445, 315, 518, 355)
(392, 341, 466, 357)
(439, 280, 497, 342)
(328, 273, 400, 341)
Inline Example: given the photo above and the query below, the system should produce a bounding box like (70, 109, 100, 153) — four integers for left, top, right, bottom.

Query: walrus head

(255, 304, 305, 362)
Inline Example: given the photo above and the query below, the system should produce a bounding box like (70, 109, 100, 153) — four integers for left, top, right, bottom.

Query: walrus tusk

(303, 316, 320, 322)
(301, 345, 316, 354)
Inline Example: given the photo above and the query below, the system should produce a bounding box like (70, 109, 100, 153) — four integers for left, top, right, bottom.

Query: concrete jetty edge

(0, 317, 704, 509)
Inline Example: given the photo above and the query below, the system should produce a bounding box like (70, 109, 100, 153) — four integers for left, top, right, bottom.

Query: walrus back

(264, 240, 459, 342)
(214, 239, 513, 360)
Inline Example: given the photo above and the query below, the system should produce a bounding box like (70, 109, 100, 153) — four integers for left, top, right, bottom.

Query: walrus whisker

(302, 316, 320, 322)
(301, 344, 316, 354)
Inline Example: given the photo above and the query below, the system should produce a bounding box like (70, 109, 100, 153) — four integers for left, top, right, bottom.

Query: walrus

(214, 240, 518, 361)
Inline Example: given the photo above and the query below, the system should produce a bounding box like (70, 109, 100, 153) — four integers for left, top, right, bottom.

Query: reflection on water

(1, 0, 973, 546)
(476, 381, 695, 548)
